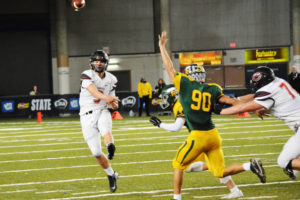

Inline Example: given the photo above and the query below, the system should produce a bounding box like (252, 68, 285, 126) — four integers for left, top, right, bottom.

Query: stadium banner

(0, 92, 166, 118)
(244, 47, 289, 64)
(179, 51, 223, 68)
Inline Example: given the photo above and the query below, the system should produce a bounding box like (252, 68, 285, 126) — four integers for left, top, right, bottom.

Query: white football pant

(80, 109, 112, 157)
(277, 128, 300, 168)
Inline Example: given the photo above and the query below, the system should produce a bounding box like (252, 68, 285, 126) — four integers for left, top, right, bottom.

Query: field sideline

(0, 114, 299, 200)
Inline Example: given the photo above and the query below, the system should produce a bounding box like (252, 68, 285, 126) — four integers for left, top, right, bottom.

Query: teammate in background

(79, 50, 119, 193)
(220, 66, 300, 180)
(137, 77, 153, 116)
(158, 31, 266, 200)
(150, 84, 243, 199)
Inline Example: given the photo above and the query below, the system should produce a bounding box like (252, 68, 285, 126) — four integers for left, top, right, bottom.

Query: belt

(85, 110, 93, 115)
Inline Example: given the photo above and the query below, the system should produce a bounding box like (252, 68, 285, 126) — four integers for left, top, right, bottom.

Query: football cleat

(107, 171, 118, 193)
(283, 167, 296, 180)
(221, 190, 243, 199)
(250, 158, 266, 183)
(107, 143, 116, 160)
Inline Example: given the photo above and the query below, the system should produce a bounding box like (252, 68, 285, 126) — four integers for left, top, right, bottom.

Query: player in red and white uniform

(79, 50, 119, 193)
(221, 66, 300, 179)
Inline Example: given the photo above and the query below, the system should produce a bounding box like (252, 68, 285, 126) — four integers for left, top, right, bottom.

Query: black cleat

(250, 158, 266, 183)
(107, 143, 116, 160)
(283, 168, 296, 180)
(107, 171, 118, 193)
(283, 160, 296, 180)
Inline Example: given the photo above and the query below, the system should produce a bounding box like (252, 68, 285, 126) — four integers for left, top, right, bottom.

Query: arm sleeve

(108, 75, 118, 96)
(159, 117, 185, 132)
(254, 91, 274, 109)
(173, 73, 182, 92)
(80, 72, 93, 88)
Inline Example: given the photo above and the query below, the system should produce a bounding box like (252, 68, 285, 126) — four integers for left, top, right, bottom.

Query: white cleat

(221, 190, 243, 199)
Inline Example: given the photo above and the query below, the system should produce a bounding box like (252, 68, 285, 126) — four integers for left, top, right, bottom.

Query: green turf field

(0, 114, 299, 200)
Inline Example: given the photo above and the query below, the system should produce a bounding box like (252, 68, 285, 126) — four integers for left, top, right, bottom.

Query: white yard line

(0, 122, 290, 138)
(0, 142, 285, 156)
(0, 172, 172, 187)
(1, 189, 36, 194)
(35, 190, 72, 194)
(193, 195, 278, 199)
(0, 151, 279, 164)
(43, 181, 299, 200)
(0, 134, 290, 149)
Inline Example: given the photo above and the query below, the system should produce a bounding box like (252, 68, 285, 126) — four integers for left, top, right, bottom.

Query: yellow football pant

(172, 128, 225, 178)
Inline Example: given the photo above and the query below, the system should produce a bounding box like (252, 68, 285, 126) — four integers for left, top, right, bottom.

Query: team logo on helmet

(184, 64, 206, 82)
(252, 72, 262, 82)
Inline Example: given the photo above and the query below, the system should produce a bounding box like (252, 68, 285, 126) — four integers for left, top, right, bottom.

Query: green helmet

(160, 84, 179, 109)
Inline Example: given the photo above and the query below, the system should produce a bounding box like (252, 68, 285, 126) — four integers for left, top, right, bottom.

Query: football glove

(213, 100, 224, 115)
(149, 116, 161, 127)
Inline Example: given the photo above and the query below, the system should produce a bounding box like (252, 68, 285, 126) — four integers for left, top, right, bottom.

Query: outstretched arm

(150, 116, 185, 132)
(87, 84, 119, 104)
(220, 100, 264, 115)
(158, 31, 176, 82)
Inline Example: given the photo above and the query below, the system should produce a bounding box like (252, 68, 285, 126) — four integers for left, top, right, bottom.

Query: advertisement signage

(179, 51, 222, 67)
(245, 48, 289, 64)
(2, 101, 14, 113)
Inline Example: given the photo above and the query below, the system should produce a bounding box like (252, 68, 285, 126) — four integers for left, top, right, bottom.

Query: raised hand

(158, 31, 168, 47)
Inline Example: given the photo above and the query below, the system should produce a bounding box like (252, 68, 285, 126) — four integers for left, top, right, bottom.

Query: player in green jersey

(158, 31, 266, 200)
(150, 84, 245, 199)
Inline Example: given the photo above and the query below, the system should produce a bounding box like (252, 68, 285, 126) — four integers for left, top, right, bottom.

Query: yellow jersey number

(190, 90, 211, 112)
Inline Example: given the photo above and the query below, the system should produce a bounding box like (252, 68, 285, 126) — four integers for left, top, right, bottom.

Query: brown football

(71, 0, 86, 11)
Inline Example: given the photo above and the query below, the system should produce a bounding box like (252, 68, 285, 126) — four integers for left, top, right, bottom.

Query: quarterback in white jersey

(221, 66, 300, 180)
(79, 50, 119, 193)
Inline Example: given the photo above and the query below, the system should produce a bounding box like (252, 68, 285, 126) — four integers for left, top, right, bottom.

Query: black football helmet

(90, 50, 109, 73)
(185, 63, 206, 83)
(160, 84, 179, 109)
(250, 66, 275, 92)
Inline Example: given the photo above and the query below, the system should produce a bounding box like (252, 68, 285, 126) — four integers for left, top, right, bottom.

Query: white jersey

(79, 69, 117, 115)
(254, 77, 300, 131)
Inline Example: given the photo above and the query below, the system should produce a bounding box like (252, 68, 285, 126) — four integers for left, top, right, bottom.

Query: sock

(106, 142, 113, 147)
(186, 161, 203, 172)
(243, 162, 251, 171)
(173, 194, 181, 200)
(104, 166, 114, 176)
(230, 186, 239, 193)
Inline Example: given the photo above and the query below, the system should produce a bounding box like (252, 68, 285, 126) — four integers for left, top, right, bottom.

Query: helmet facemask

(160, 85, 179, 110)
(90, 50, 109, 73)
(185, 64, 206, 83)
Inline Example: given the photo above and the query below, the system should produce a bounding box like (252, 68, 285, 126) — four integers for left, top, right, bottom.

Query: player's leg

(98, 109, 116, 160)
(291, 157, 300, 170)
(204, 129, 243, 198)
(81, 111, 118, 192)
(185, 153, 207, 172)
(172, 132, 208, 200)
(184, 153, 243, 199)
(222, 157, 266, 183)
(173, 168, 184, 200)
(277, 130, 300, 179)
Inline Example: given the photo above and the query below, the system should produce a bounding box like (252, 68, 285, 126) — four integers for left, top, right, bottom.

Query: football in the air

(71, 0, 86, 11)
